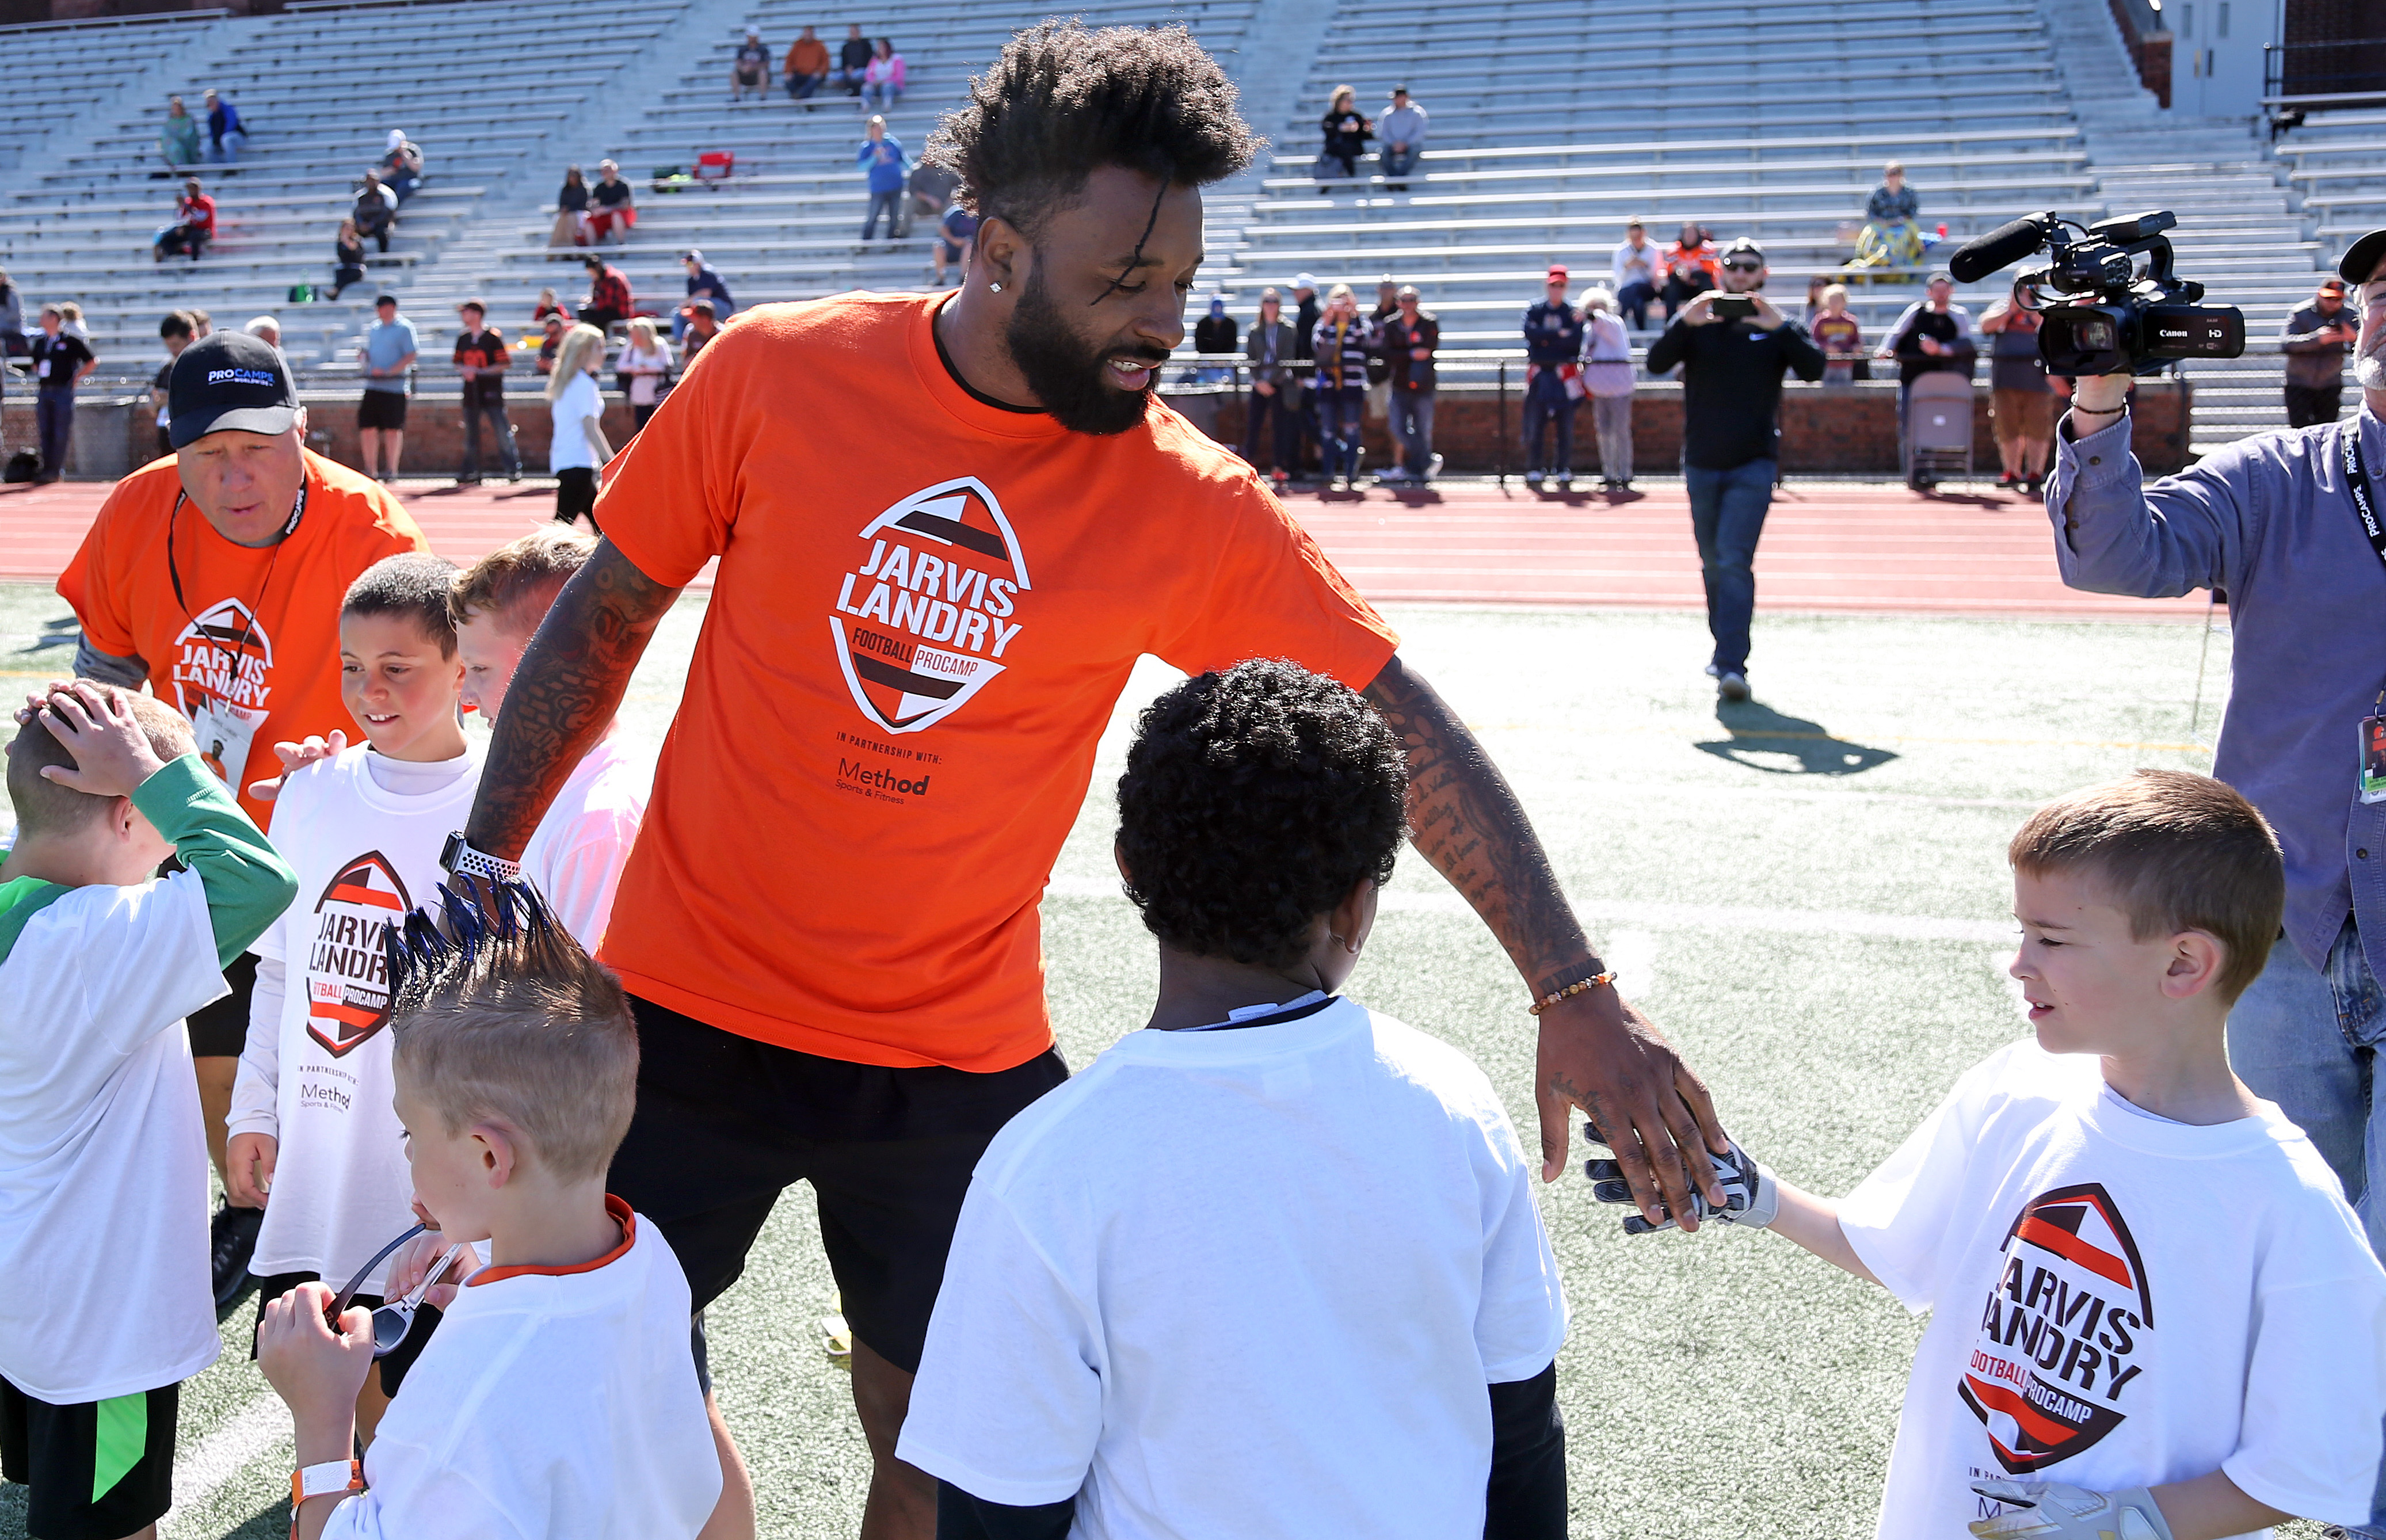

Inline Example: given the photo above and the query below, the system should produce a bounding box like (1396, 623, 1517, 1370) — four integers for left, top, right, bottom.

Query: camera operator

(1645, 236, 1824, 703)
(2050, 233, 2386, 1456)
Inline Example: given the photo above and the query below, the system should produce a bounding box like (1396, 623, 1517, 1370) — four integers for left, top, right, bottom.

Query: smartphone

(1711, 295, 1758, 320)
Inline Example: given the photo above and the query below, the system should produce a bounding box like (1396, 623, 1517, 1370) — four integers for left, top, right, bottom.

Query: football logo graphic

(1960, 1183, 2154, 1473)
(829, 477, 1031, 735)
(303, 852, 409, 1056)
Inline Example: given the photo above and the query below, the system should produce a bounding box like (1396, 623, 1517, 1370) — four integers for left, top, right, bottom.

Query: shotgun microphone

(1947, 214, 2056, 284)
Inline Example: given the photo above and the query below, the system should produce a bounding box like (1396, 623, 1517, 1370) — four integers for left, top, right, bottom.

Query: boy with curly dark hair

(899, 660, 1569, 1539)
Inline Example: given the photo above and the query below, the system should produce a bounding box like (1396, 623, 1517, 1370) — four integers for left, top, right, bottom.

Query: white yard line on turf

(1043, 876, 2013, 944)
(165, 1392, 289, 1537)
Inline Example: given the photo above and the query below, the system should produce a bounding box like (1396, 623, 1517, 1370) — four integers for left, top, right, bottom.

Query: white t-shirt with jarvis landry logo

(230, 745, 482, 1291)
(1838, 1039, 2386, 1539)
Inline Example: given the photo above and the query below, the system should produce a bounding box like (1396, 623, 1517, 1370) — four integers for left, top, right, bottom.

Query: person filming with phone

(1645, 235, 1823, 704)
(2048, 231, 2386, 1540)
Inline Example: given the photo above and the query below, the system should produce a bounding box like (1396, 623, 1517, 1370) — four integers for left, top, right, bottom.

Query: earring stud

(988, 281, 1004, 293)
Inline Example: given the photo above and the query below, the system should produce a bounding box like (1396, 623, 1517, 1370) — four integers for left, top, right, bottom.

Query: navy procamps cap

(167, 330, 298, 449)
(2339, 226, 2386, 285)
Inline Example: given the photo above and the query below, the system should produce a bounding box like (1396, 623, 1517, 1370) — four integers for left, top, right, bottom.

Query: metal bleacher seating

(391, 0, 1256, 368)
(0, 10, 224, 172)
(0, 0, 691, 375)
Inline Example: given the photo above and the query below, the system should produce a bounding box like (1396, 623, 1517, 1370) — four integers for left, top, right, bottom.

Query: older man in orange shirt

(784, 25, 830, 100)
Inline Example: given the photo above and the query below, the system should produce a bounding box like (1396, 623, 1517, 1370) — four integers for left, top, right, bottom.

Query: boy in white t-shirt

(898, 659, 1571, 1540)
(226, 553, 481, 1443)
(0, 683, 296, 1540)
(1589, 770, 2386, 1540)
(450, 527, 646, 948)
(257, 883, 719, 1539)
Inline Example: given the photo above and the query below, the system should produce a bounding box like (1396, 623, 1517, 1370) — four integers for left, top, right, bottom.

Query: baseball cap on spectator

(1546, 265, 1568, 283)
(2319, 277, 2351, 296)
(1926, 269, 1953, 285)
(1260, 287, 1280, 302)
(684, 249, 704, 263)
(2336, 227, 2386, 283)
(1721, 237, 1766, 262)
(166, 330, 298, 448)
(1294, 273, 1317, 293)
(1389, 84, 1407, 96)
(684, 299, 717, 319)
(458, 297, 489, 313)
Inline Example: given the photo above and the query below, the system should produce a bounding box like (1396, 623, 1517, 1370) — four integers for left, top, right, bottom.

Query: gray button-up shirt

(2048, 404, 2386, 979)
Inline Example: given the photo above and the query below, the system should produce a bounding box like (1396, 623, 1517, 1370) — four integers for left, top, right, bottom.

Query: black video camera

(1946, 209, 2244, 376)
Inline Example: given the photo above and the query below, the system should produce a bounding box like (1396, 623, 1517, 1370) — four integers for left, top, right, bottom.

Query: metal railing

(2263, 37, 2386, 128)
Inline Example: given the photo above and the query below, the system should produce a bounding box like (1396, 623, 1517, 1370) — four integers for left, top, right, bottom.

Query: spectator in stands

(1381, 284, 1439, 483)
(29, 303, 97, 485)
(535, 311, 567, 375)
(1242, 286, 1297, 483)
(578, 254, 634, 331)
(837, 23, 872, 97)
(1611, 219, 1661, 330)
(159, 95, 201, 169)
(857, 116, 908, 241)
(1316, 85, 1370, 189)
(153, 177, 215, 264)
(329, 217, 367, 300)
(353, 170, 396, 252)
(674, 250, 733, 342)
(1521, 265, 1584, 489)
(356, 293, 418, 481)
(1377, 85, 1426, 191)
(150, 311, 195, 460)
(2281, 276, 2358, 428)
(864, 38, 905, 110)
(1644, 237, 1824, 702)
(1661, 223, 1720, 320)
(1855, 161, 1925, 275)
(618, 318, 673, 430)
(57, 303, 88, 346)
(1194, 293, 1237, 360)
(905, 159, 960, 244)
(0, 269, 22, 358)
(1580, 287, 1637, 491)
(379, 129, 425, 204)
(1291, 272, 1322, 473)
(453, 298, 519, 485)
(185, 308, 211, 338)
(933, 195, 978, 287)
(203, 88, 244, 162)
(534, 289, 566, 324)
(1367, 276, 1398, 467)
(1801, 274, 1830, 323)
(546, 323, 611, 530)
(1311, 283, 1378, 490)
(730, 28, 772, 101)
(243, 315, 280, 349)
(787, 25, 831, 100)
(1979, 280, 2052, 495)
(586, 160, 636, 245)
(551, 165, 591, 251)
(1809, 281, 1865, 383)
(1880, 270, 1976, 401)
(679, 298, 721, 363)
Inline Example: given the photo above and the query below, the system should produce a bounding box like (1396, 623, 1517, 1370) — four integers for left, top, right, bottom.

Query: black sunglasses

(1721, 257, 1763, 272)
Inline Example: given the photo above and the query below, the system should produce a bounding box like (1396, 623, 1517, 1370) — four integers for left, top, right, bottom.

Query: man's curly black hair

(1116, 659, 1408, 969)
(926, 20, 1265, 239)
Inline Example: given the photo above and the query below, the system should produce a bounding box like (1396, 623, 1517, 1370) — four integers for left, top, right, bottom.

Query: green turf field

(0, 582, 2320, 1540)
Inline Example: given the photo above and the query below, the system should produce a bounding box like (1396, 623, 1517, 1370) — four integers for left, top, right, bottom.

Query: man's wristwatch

(440, 832, 522, 884)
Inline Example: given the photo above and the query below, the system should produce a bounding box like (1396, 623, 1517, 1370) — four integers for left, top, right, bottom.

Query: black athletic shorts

(357, 389, 408, 430)
(612, 994, 1068, 1375)
(0, 1376, 177, 1540)
(186, 949, 256, 1059)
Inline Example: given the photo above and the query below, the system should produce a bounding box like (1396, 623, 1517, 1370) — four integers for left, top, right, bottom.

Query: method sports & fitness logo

(302, 852, 409, 1056)
(829, 477, 1029, 735)
(1959, 1182, 2153, 1473)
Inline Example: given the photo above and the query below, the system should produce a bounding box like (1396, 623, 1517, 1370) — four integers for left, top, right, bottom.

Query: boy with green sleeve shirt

(0, 681, 298, 1540)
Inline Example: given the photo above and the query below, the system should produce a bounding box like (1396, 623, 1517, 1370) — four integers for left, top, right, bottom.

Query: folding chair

(1902, 371, 1975, 491)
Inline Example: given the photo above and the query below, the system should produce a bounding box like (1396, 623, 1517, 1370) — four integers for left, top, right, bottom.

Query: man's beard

(1004, 266, 1165, 436)
(2358, 327, 2386, 392)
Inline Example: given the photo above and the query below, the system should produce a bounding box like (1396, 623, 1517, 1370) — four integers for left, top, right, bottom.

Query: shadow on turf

(1697, 698, 1899, 776)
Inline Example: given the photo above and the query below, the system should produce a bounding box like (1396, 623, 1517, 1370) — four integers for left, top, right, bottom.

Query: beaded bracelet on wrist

(1528, 972, 1617, 1016)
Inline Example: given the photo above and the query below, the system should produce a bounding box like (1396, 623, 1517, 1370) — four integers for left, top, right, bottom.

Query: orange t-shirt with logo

(58, 450, 432, 828)
(594, 292, 1400, 1072)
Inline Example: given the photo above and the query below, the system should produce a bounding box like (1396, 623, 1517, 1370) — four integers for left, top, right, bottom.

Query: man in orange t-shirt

(451, 25, 1732, 1539)
(55, 331, 429, 1305)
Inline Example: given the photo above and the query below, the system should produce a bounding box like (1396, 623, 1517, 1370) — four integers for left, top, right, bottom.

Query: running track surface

(0, 477, 2209, 619)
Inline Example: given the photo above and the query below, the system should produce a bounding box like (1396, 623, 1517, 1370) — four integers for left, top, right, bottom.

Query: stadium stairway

(2037, 0, 2320, 455)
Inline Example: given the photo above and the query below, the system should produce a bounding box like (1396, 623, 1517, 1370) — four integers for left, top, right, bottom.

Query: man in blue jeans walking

(2050, 226, 2386, 1539)
(858, 116, 907, 242)
(1643, 238, 1821, 702)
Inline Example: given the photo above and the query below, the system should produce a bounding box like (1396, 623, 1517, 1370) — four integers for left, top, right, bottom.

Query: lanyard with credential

(2344, 422, 2385, 572)
(166, 481, 305, 673)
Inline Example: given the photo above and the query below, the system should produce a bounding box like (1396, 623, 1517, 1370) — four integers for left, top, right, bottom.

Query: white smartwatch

(440, 832, 523, 884)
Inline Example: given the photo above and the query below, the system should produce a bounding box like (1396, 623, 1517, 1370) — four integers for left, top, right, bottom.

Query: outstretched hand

(32, 682, 166, 797)
(248, 731, 347, 802)
(1534, 985, 1728, 1228)
(1587, 1124, 1773, 1234)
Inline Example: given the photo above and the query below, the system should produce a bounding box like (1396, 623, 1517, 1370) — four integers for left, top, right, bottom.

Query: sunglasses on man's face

(1721, 258, 1763, 273)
